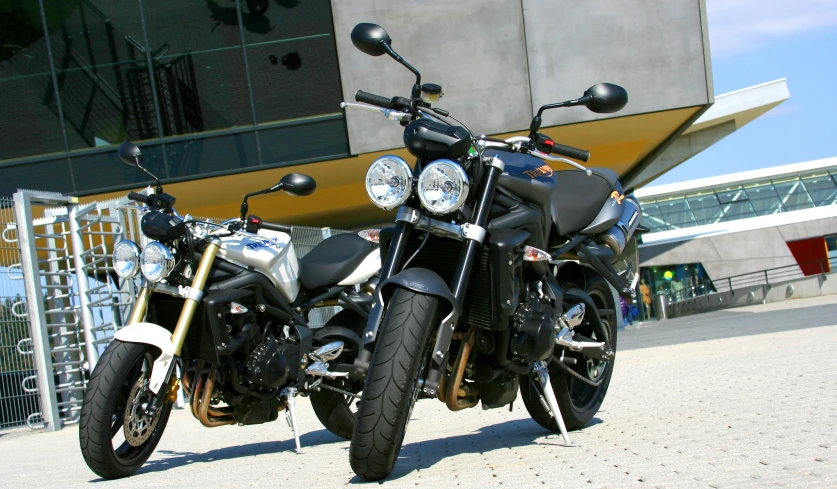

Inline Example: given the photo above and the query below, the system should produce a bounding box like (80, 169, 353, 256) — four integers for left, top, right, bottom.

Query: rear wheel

(349, 289, 438, 481)
(310, 311, 366, 439)
(79, 340, 172, 479)
(521, 276, 617, 431)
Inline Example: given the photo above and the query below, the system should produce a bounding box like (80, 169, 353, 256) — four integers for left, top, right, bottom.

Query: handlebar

(245, 215, 293, 234)
(546, 141, 590, 163)
(127, 191, 149, 205)
(355, 90, 394, 109)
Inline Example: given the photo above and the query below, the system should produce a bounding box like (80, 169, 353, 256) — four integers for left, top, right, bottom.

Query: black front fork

(354, 157, 504, 380)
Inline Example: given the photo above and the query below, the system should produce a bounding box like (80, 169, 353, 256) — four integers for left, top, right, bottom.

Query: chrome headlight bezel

(140, 241, 175, 283)
(112, 240, 140, 279)
(417, 159, 469, 215)
(365, 155, 413, 210)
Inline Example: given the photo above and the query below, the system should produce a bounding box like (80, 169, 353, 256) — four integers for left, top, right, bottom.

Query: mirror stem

(535, 94, 593, 118)
(381, 43, 421, 89)
(136, 164, 163, 193)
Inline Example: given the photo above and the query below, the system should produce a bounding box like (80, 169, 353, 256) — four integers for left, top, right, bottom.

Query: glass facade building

(0, 0, 348, 198)
(639, 169, 837, 232)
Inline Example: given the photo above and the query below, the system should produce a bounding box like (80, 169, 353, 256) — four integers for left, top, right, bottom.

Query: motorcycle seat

(298, 233, 377, 290)
(551, 167, 619, 235)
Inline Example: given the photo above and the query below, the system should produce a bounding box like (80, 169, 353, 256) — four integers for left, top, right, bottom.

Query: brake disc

(123, 374, 162, 447)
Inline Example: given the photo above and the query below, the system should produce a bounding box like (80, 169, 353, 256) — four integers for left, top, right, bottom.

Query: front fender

(361, 267, 460, 345)
(113, 322, 175, 394)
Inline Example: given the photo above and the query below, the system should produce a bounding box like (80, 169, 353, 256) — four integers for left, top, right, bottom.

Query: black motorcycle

(341, 23, 643, 480)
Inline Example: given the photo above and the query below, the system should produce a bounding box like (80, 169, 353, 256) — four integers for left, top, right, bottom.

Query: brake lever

(529, 150, 592, 175)
(340, 102, 411, 122)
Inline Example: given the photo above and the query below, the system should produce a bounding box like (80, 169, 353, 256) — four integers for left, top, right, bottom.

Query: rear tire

(349, 289, 438, 481)
(310, 311, 366, 440)
(520, 276, 617, 431)
(79, 340, 172, 479)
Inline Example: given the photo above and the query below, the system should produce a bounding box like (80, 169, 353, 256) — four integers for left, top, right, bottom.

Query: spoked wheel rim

(566, 289, 615, 412)
(110, 351, 166, 463)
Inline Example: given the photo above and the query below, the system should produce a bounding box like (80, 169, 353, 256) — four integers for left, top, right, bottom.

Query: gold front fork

(127, 284, 150, 325)
(171, 237, 221, 355)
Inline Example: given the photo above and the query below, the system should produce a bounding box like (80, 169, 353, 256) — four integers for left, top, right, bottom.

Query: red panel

(786, 237, 830, 275)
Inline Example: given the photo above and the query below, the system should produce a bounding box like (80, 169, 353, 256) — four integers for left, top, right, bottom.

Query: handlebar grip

(355, 90, 394, 109)
(260, 221, 293, 234)
(127, 191, 149, 204)
(549, 142, 590, 163)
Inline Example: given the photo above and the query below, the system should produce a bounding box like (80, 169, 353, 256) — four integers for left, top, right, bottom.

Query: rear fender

(361, 268, 460, 352)
(113, 322, 175, 395)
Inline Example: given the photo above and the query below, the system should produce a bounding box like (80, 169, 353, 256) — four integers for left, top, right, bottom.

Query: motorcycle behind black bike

(342, 23, 645, 480)
(78, 143, 380, 478)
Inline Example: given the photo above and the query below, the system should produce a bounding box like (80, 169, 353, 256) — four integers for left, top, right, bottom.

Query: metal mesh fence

(0, 198, 41, 429)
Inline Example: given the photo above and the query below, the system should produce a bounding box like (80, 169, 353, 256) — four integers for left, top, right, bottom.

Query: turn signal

(522, 245, 551, 262)
(358, 229, 380, 243)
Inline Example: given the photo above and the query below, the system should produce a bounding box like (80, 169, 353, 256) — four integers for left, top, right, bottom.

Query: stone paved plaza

(2, 296, 836, 488)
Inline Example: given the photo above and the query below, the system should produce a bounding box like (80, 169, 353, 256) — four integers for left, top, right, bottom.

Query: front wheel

(349, 289, 438, 481)
(520, 276, 617, 432)
(79, 340, 173, 479)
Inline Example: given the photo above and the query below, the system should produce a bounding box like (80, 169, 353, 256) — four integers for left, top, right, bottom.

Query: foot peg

(533, 361, 578, 447)
(306, 341, 349, 379)
(281, 387, 303, 454)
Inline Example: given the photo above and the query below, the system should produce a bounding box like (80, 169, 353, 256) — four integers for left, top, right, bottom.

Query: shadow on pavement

(89, 428, 345, 481)
(349, 417, 603, 483)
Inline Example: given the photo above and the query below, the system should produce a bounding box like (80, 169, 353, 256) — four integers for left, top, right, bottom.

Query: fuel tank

(216, 229, 300, 301)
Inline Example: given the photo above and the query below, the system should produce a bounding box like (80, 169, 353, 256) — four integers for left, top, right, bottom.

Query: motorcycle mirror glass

(351, 23, 392, 57)
(117, 142, 142, 167)
(583, 83, 628, 114)
(280, 173, 317, 197)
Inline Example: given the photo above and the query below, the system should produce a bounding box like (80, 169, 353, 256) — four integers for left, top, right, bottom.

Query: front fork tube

(145, 238, 222, 411)
(423, 163, 503, 393)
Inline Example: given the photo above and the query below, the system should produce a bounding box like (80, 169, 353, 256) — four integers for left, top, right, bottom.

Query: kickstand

(533, 361, 579, 447)
(281, 387, 303, 454)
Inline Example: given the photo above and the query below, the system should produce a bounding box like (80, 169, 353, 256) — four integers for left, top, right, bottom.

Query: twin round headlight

(365, 156, 469, 215)
(112, 240, 174, 283)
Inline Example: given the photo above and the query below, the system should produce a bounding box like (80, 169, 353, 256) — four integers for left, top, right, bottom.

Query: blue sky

(649, 0, 837, 186)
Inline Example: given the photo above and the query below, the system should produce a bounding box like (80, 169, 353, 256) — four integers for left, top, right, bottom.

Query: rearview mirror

(117, 142, 142, 167)
(584, 83, 628, 114)
(280, 173, 316, 197)
(351, 23, 392, 57)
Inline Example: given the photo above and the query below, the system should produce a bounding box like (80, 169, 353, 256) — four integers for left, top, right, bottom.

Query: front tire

(79, 340, 172, 479)
(521, 276, 617, 432)
(349, 289, 438, 481)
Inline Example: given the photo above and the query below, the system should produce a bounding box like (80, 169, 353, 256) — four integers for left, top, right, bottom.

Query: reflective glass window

(165, 133, 258, 178)
(0, 4, 67, 160)
(258, 117, 348, 167)
(142, 0, 253, 135)
(41, 0, 158, 149)
(657, 196, 696, 229)
(71, 145, 166, 192)
(0, 160, 74, 197)
(773, 177, 814, 211)
(801, 173, 837, 206)
(716, 185, 747, 204)
(686, 191, 725, 225)
(744, 182, 784, 215)
(639, 200, 668, 232)
(722, 201, 756, 220)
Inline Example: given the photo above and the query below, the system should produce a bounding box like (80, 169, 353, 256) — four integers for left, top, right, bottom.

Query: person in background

(640, 279, 652, 319)
(620, 295, 633, 326)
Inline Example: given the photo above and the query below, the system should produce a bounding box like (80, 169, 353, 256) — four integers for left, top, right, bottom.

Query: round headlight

(112, 240, 140, 279)
(365, 156, 413, 210)
(140, 241, 174, 283)
(417, 159, 469, 215)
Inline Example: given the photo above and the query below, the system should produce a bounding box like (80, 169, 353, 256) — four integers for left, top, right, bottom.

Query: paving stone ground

(2, 296, 836, 488)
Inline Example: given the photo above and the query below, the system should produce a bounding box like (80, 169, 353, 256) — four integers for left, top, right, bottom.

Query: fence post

(68, 202, 100, 370)
(728, 277, 732, 292)
(13, 192, 63, 432)
(764, 269, 769, 286)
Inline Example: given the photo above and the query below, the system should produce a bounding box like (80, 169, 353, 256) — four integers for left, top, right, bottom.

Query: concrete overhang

(624, 79, 791, 188)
